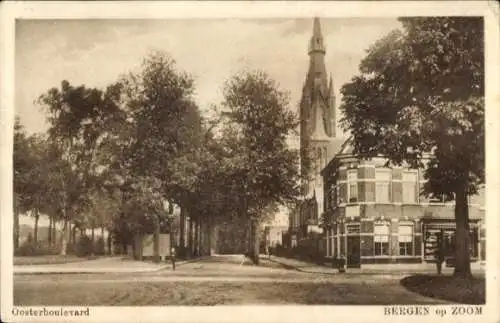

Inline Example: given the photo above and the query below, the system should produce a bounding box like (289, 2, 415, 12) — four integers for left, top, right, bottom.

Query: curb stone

(14, 256, 209, 275)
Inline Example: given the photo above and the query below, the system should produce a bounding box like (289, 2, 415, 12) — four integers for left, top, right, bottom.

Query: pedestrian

(266, 246, 271, 259)
(435, 237, 445, 275)
(338, 254, 346, 273)
(171, 246, 176, 271)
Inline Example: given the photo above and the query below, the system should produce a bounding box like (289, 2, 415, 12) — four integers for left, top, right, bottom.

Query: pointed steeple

(305, 17, 327, 92)
(309, 17, 325, 55)
(313, 17, 321, 35)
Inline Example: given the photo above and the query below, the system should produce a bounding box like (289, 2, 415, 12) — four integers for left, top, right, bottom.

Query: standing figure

(171, 246, 176, 271)
(435, 232, 445, 275)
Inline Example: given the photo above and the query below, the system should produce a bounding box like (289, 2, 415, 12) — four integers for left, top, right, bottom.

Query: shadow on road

(260, 257, 338, 275)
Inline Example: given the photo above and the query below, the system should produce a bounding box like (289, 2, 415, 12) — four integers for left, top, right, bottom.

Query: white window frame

(347, 169, 358, 203)
(402, 171, 418, 204)
(398, 223, 414, 256)
(374, 222, 390, 256)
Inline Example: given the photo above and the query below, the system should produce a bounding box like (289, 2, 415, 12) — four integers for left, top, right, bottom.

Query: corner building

(320, 140, 486, 266)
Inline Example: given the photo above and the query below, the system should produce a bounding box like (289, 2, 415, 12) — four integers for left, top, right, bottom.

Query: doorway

(346, 236, 361, 268)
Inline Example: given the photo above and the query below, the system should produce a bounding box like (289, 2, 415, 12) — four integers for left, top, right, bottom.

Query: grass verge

(400, 274, 485, 304)
(14, 255, 99, 266)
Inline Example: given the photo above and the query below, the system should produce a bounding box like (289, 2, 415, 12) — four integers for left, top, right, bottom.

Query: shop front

(332, 216, 483, 266)
(422, 219, 481, 264)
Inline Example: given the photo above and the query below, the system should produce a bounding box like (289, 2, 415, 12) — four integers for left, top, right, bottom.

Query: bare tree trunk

(71, 225, 77, 246)
(52, 219, 57, 246)
(454, 186, 472, 278)
(248, 219, 260, 265)
(131, 236, 137, 260)
(180, 207, 186, 251)
(107, 232, 113, 256)
(194, 219, 199, 257)
(188, 217, 193, 258)
(68, 222, 73, 245)
(100, 226, 105, 255)
(60, 219, 69, 256)
(153, 215, 160, 263)
(91, 226, 95, 256)
(13, 197, 20, 251)
(34, 210, 40, 243)
(253, 219, 260, 265)
(48, 215, 53, 246)
(247, 219, 252, 257)
(207, 217, 212, 256)
(198, 219, 202, 256)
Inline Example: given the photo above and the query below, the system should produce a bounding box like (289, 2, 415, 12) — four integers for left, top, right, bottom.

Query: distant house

(263, 225, 288, 248)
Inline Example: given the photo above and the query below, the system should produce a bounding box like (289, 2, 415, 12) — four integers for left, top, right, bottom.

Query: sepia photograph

(1, 1, 499, 323)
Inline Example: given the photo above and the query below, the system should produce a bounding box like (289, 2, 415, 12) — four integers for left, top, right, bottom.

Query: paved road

(14, 255, 451, 306)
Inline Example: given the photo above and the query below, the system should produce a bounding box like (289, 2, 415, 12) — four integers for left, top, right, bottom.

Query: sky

(14, 17, 487, 228)
(16, 18, 403, 138)
(15, 17, 403, 228)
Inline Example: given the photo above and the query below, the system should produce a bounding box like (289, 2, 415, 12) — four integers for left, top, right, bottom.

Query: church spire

(309, 17, 325, 55)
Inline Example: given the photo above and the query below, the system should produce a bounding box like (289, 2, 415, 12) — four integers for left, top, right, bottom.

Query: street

(14, 255, 451, 306)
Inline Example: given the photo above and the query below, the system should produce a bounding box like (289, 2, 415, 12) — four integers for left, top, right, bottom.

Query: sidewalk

(265, 256, 485, 276)
(14, 256, 201, 275)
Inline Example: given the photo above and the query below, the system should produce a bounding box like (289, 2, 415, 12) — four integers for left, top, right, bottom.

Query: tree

(220, 70, 301, 264)
(340, 17, 484, 278)
(37, 80, 123, 255)
(13, 116, 31, 250)
(13, 120, 56, 246)
(110, 50, 206, 259)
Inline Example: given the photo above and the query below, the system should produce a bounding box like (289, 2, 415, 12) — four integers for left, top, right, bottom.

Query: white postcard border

(1, 2, 499, 323)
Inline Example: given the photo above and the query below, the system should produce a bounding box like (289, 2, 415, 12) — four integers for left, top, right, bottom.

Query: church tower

(300, 17, 337, 211)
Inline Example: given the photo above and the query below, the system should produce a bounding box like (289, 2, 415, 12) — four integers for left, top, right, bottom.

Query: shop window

(398, 224, 414, 255)
(375, 169, 391, 203)
(347, 169, 358, 203)
(402, 172, 418, 204)
(374, 222, 390, 256)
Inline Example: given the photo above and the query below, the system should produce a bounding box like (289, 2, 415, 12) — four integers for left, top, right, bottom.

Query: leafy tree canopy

(340, 17, 484, 278)
(340, 17, 484, 198)
(221, 70, 301, 216)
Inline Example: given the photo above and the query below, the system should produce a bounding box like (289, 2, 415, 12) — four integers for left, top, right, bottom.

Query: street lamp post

(163, 199, 176, 262)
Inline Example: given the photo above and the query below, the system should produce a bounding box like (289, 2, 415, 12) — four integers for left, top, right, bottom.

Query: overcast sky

(15, 17, 488, 227)
(16, 18, 402, 138)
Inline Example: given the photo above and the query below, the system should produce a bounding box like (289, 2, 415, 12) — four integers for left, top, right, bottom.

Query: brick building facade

(320, 140, 485, 266)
